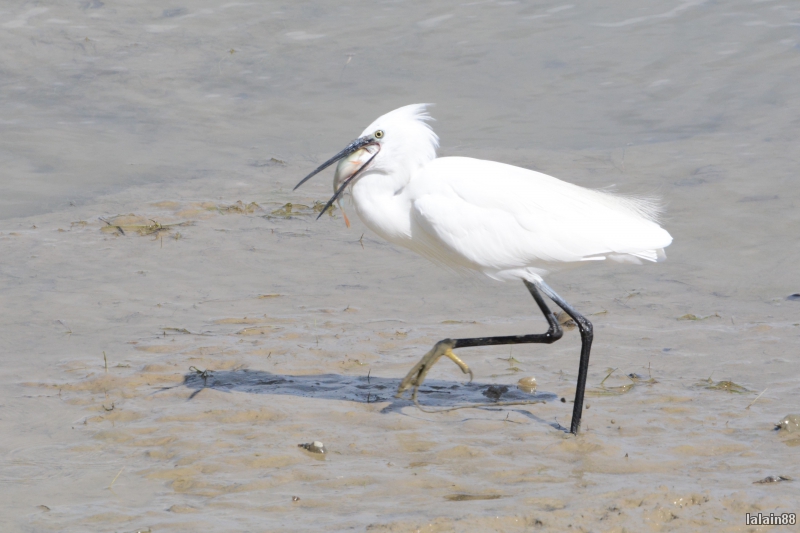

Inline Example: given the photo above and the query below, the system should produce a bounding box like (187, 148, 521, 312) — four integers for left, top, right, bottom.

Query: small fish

(333, 144, 379, 228)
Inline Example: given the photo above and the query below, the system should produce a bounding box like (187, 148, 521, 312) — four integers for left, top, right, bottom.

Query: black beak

(294, 135, 379, 220)
(294, 136, 374, 191)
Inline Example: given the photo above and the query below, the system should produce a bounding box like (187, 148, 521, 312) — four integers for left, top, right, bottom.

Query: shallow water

(2, 1, 800, 531)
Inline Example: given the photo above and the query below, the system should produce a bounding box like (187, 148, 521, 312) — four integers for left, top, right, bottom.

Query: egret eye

(374, 130, 384, 139)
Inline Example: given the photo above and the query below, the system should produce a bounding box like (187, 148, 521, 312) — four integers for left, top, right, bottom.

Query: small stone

(517, 376, 537, 393)
(560, 397, 566, 403)
(556, 311, 576, 328)
(298, 441, 326, 454)
(292, 496, 300, 501)
(777, 414, 800, 433)
(483, 385, 509, 402)
(168, 504, 199, 514)
(786, 293, 800, 301)
(753, 475, 792, 484)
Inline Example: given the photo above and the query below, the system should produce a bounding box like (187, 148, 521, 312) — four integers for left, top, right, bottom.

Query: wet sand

(2, 1, 800, 531)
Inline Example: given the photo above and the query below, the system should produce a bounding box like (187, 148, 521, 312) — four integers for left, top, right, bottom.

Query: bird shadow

(180, 368, 562, 428)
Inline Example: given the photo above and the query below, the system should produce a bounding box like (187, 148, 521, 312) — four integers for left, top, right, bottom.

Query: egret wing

(407, 157, 672, 271)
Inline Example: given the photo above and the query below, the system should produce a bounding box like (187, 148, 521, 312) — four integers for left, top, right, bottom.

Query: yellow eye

(374, 130, 384, 139)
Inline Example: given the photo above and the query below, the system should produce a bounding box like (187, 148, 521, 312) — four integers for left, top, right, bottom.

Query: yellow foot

(395, 339, 474, 400)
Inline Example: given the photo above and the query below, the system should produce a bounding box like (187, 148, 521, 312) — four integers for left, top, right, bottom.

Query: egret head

(294, 104, 438, 219)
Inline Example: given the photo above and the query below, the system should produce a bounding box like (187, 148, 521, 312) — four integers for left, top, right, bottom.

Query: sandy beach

(1, 1, 799, 531)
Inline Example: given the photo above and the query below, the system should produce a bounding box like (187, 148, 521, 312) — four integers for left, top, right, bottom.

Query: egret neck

(349, 170, 415, 245)
(346, 107, 439, 244)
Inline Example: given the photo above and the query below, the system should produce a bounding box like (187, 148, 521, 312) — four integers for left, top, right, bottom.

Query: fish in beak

(293, 136, 380, 226)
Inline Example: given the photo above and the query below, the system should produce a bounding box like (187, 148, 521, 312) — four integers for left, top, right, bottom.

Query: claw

(396, 339, 473, 400)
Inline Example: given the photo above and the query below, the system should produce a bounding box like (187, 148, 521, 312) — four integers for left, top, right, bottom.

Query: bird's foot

(395, 339, 473, 400)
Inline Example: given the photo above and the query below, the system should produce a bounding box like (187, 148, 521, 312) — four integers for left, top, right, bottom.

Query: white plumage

(343, 104, 672, 283)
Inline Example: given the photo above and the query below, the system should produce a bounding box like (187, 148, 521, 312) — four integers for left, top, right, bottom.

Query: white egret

(295, 104, 672, 434)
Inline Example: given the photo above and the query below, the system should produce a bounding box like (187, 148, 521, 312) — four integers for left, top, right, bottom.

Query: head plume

(359, 104, 439, 176)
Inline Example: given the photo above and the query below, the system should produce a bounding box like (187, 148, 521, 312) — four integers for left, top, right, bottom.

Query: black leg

(396, 279, 593, 435)
(451, 280, 563, 349)
(397, 281, 562, 405)
(535, 280, 593, 434)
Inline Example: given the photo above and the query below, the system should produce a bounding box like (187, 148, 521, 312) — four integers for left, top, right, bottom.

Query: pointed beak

(294, 135, 380, 220)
